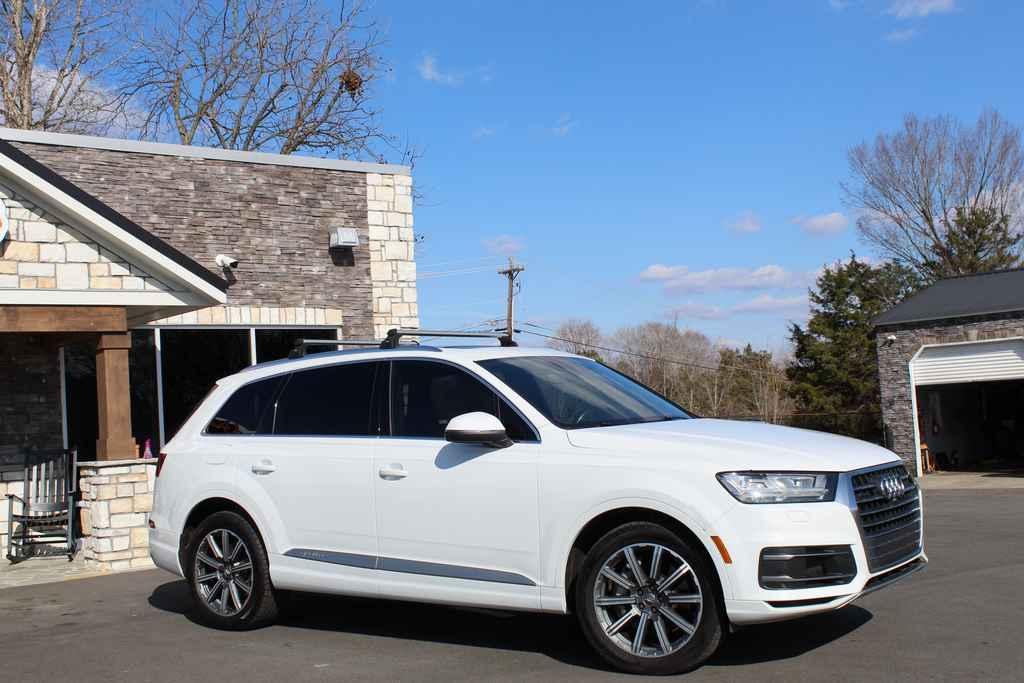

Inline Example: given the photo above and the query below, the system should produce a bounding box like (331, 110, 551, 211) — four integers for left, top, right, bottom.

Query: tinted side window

(390, 360, 535, 441)
(274, 362, 380, 436)
(206, 377, 284, 435)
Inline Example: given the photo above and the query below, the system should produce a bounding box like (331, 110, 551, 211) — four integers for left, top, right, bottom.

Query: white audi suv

(150, 340, 926, 675)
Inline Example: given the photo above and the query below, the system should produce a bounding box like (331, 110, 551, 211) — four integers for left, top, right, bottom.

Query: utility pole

(498, 257, 525, 341)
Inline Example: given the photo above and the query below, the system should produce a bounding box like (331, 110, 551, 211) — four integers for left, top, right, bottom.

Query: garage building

(875, 268, 1024, 476)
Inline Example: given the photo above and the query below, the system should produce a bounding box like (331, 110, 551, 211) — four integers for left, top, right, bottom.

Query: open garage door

(912, 338, 1024, 386)
(912, 339, 1024, 474)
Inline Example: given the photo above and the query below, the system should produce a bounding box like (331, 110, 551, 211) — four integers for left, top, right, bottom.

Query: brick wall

(876, 311, 1024, 469)
(0, 334, 63, 453)
(10, 142, 384, 337)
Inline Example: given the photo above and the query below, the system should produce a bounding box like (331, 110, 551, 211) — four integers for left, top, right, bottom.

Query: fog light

(758, 545, 856, 590)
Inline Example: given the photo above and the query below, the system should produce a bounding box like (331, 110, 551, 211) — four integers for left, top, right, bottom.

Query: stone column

(95, 332, 137, 460)
(78, 459, 156, 570)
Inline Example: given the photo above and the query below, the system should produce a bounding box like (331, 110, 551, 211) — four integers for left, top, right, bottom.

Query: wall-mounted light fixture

(329, 227, 359, 251)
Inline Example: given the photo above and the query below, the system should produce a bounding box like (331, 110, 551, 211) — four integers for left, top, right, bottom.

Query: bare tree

(844, 109, 1024, 280)
(127, 0, 404, 159)
(0, 0, 132, 133)
(547, 318, 604, 359)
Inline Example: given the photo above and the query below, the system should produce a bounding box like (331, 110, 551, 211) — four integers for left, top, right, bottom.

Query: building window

(255, 328, 338, 362)
(160, 329, 252, 439)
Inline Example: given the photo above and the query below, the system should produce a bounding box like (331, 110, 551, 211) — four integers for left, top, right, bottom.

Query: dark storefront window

(130, 330, 160, 455)
(160, 329, 250, 440)
(255, 329, 338, 362)
(63, 343, 97, 460)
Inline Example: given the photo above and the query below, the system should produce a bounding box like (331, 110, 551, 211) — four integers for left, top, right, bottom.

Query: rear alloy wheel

(188, 511, 278, 629)
(576, 522, 723, 675)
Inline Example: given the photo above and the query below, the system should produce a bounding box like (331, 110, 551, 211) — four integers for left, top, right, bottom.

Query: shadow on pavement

(149, 579, 871, 672)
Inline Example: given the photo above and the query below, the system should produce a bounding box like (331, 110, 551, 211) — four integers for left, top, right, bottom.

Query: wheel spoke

(206, 534, 223, 560)
(667, 593, 701, 604)
(654, 615, 673, 655)
(601, 566, 635, 591)
(657, 605, 695, 635)
(605, 607, 638, 636)
(195, 570, 218, 583)
(204, 579, 224, 607)
(649, 546, 664, 584)
(196, 550, 220, 569)
(657, 562, 691, 592)
(234, 576, 252, 595)
(232, 561, 252, 573)
(624, 547, 648, 585)
(221, 530, 230, 562)
(631, 612, 649, 654)
(229, 537, 246, 561)
(228, 581, 243, 611)
(595, 595, 635, 607)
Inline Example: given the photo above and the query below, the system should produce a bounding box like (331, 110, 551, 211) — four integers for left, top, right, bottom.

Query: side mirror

(445, 412, 513, 449)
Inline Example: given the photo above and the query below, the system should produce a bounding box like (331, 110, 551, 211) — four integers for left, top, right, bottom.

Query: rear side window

(390, 360, 536, 441)
(206, 377, 284, 435)
(274, 362, 381, 436)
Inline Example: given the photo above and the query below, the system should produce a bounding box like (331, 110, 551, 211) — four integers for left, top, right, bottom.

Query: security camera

(215, 254, 239, 269)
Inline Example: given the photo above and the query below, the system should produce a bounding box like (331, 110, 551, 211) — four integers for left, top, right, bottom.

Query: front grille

(852, 465, 922, 572)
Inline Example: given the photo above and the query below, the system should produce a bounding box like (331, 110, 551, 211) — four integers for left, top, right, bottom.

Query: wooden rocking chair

(5, 449, 77, 563)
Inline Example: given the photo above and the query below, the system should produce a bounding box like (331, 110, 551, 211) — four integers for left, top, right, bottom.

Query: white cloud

(640, 264, 813, 294)
(669, 302, 728, 320)
(884, 28, 919, 42)
(417, 55, 461, 86)
(417, 55, 493, 87)
(726, 210, 762, 234)
(550, 113, 575, 137)
(731, 294, 809, 315)
(792, 211, 849, 236)
(887, 0, 955, 18)
(471, 125, 496, 141)
(669, 295, 809, 321)
(483, 234, 524, 256)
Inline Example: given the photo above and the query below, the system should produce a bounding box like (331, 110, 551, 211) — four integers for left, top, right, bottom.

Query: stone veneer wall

(366, 173, 418, 339)
(77, 459, 157, 570)
(0, 183, 176, 292)
(10, 142, 389, 338)
(876, 311, 1024, 469)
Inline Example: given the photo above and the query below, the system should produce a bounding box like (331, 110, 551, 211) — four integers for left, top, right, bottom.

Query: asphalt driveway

(1, 490, 1021, 681)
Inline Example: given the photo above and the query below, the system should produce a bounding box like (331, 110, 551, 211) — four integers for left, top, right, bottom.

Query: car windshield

(477, 356, 691, 430)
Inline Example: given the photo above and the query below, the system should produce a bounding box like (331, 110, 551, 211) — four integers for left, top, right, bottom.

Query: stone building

(875, 269, 1024, 477)
(0, 128, 417, 563)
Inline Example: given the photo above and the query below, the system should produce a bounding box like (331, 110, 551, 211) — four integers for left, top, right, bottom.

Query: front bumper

(713, 463, 925, 625)
(724, 553, 927, 624)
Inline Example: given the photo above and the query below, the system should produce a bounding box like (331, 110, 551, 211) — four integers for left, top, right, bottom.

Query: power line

(519, 329, 783, 378)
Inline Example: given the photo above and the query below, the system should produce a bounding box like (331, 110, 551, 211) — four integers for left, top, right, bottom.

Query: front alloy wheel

(593, 542, 703, 657)
(576, 522, 723, 675)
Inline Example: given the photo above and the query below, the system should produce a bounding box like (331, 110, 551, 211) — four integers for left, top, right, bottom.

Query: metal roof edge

(0, 127, 411, 176)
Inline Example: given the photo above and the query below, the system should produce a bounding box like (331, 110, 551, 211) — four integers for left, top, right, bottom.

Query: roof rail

(288, 338, 381, 358)
(381, 328, 517, 349)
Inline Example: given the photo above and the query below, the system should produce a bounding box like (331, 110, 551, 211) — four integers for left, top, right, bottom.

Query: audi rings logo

(878, 472, 906, 501)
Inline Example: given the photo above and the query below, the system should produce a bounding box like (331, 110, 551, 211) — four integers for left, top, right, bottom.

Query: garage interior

(917, 380, 1024, 473)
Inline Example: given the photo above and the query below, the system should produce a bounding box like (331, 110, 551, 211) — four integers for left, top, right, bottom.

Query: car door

(373, 359, 542, 608)
(224, 361, 384, 591)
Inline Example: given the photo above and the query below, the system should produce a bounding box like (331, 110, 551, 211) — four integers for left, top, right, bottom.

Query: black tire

(186, 510, 278, 630)
(574, 522, 723, 675)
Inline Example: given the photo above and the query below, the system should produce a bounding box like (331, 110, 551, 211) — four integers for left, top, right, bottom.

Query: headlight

(716, 471, 838, 504)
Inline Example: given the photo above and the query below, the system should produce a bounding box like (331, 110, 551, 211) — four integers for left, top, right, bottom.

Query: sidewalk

(0, 555, 108, 591)
(918, 470, 1024, 490)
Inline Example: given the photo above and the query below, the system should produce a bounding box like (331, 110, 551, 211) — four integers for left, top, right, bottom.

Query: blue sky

(369, 0, 1023, 350)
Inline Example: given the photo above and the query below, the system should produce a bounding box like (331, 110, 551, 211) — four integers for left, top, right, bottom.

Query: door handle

(251, 460, 277, 475)
(378, 464, 407, 480)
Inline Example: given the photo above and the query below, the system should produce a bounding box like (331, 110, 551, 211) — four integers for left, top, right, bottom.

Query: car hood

(565, 418, 900, 472)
